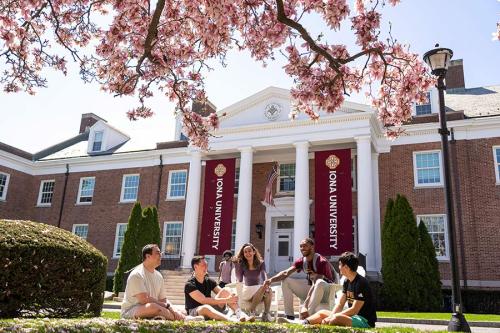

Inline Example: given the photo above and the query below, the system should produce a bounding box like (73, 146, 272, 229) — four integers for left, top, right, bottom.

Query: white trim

(120, 174, 140, 203)
(0, 172, 10, 201)
(113, 223, 127, 258)
(413, 150, 444, 188)
(37, 179, 55, 207)
(166, 169, 187, 200)
(277, 161, 296, 195)
(493, 146, 500, 185)
(76, 176, 95, 205)
(416, 214, 450, 261)
(72, 224, 89, 239)
(162, 221, 183, 258)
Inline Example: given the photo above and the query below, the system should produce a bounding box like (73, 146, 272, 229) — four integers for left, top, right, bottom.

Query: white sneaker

(185, 315, 205, 322)
(261, 312, 273, 322)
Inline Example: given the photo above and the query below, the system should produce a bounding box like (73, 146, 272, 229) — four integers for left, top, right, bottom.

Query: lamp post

(423, 45, 470, 333)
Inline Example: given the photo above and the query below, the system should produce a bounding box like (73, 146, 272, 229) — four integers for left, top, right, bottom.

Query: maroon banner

(314, 149, 353, 256)
(199, 158, 236, 255)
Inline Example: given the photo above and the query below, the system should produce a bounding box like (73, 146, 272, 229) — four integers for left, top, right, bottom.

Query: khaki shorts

(121, 305, 140, 319)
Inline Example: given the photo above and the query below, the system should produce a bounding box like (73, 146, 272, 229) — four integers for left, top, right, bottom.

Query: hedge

(0, 220, 107, 318)
(0, 318, 437, 333)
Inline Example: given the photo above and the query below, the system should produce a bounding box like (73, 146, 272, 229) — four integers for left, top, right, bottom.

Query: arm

(234, 262, 244, 283)
(267, 266, 297, 284)
(331, 293, 347, 314)
(339, 299, 364, 317)
(218, 262, 223, 282)
(134, 292, 169, 308)
(188, 290, 236, 306)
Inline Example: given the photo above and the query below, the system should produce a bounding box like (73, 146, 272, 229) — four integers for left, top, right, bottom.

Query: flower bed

(0, 318, 440, 333)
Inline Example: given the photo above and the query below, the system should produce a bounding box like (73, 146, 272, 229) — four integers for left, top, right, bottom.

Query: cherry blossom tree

(0, 0, 437, 149)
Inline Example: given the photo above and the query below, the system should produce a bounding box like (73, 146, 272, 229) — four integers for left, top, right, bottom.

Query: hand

(226, 294, 238, 304)
(322, 315, 336, 325)
(263, 279, 271, 287)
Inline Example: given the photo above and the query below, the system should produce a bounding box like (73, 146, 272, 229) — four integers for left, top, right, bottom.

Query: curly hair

(235, 243, 263, 270)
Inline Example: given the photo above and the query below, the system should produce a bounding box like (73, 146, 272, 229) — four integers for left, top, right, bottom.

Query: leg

(307, 279, 330, 315)
(216, 288, 239, 312)
(322, 313, 352, 327)
(263, 288, 272, 313)
(248, 285, 267, 312)
(282, 278, 310, 317)
(305, 309, 331, 325)
(196, 305, 229, 321)
(133, 303, 175, 320)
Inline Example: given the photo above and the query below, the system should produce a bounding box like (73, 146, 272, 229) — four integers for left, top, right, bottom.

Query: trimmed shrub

(0, 220, 107, 318)
(113, 204, 162, 293)
(113, 202, 143, 294)
(417, 220, 442, 311)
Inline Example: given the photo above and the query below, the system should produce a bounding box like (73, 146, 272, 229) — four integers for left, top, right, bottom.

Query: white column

(235, 146, 253, 252)
(293, 141, 310, 260)
(372, 152, 382, 273)
(355, 136, 375, 271)
(181, 150, 203, 269)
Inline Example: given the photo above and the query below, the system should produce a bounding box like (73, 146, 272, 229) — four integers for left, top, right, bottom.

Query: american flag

(263, 162, 279, 206)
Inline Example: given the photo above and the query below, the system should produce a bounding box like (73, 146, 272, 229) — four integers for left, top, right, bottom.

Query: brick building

(1, 60, 500, 291)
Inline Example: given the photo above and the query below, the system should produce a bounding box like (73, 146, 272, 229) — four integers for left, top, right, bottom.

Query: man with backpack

(264, 238, 337, 320)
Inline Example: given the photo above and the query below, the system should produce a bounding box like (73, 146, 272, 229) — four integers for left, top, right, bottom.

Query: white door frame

(261, 196, 295, 273)
(272, 227, 294, 274)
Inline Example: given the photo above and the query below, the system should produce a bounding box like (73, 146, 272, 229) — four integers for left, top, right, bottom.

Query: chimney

(79, 113, 106, 134)
(191, 100, 217, 117)
(445, 59, 465, 90)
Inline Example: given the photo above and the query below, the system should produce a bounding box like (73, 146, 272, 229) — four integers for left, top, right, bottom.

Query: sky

(1, 0, 499, 153)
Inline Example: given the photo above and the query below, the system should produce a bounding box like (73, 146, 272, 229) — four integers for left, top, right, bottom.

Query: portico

(180, 87, 387, 276)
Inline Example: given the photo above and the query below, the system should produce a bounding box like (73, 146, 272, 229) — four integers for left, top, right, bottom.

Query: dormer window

(92, 131, 103, 151)
(416, 92, 432, 116)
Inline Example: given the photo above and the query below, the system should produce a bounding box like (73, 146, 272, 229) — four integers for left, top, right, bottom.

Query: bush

(113, 204, 162, 293)
(0, 220, 107, 318)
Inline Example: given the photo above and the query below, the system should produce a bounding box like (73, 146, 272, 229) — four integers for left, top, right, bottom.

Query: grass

(379, 311, 500, 322)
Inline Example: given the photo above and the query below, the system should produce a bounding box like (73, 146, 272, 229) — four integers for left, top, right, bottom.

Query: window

(231, 221, 236, 253)
(92, 131, 103, 152)
(416, 92, 432, 116)
(72, 224, 89, 240)
(113, 223, 127, 257)
(494, 146, 500, 184)
(162, 222, 183, 257)
(0, 172, 10, 201)
(279, 163, 295, 192)
(417, 215, 449, 260)
(77, 177, 95, 204)
(37, 180, 55, 206)
(120, 174, 140, 202)
(413, 151, 443, 187)
(167, 170, 187, 200)
(234, 168, 240, 195)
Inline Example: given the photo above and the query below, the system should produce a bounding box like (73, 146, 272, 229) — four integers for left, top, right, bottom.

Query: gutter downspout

(156, 155, 163, 207)
(57, 164, 69, 228)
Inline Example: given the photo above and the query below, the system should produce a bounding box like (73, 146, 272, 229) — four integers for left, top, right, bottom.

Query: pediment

(217, 86, 370, 130)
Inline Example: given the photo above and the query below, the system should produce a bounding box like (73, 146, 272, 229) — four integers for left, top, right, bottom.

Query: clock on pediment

(264, 103, 282, 121)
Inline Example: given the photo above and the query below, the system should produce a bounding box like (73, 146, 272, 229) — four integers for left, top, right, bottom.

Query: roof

(445, 85, 500, 118)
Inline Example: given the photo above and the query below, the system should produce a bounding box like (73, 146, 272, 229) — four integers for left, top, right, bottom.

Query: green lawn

(379, 311, 500, 322)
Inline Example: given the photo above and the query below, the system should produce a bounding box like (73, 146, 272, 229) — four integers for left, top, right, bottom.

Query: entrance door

(273, 229, 294, 273)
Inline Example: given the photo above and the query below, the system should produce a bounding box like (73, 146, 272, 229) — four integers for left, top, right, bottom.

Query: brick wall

(0, 165, 35, 220)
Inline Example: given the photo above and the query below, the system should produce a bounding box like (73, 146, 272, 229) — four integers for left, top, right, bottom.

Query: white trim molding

(0, 171, 10, 201)
(72, 224, 89, 240)
(493, 146, 500, 185)
(37, 179, 55, 207)
(76, 176, 95, 205)
(120, 174, 140, 203)
(416, 214, 450, 261)
(413, 150, 444, 188)
(113, 223, 127, 258)
(166, 169, 187, 200)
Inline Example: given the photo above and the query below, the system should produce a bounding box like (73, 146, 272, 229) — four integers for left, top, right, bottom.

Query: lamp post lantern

(423, 45, 470, 333)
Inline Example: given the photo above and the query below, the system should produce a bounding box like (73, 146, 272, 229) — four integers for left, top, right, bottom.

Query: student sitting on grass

(278, 251, 377, 328)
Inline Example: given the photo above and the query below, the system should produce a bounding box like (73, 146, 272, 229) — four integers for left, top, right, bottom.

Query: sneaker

(238, 312, 256, 322)
(277, 317, 295, 324)
(261, 312, 273, 322)
(152, 315, 167, 320)
(185, 315, 205, 322)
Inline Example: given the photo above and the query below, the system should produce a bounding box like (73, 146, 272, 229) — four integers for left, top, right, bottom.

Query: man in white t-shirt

(121, 244, 200, 320)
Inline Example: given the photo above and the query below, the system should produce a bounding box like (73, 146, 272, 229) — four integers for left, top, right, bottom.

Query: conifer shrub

(0, 220, 107, 318)
(113, 204, 162, 293)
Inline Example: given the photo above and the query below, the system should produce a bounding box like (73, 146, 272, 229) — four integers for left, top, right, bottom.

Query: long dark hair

(235, 243, 263, 270)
